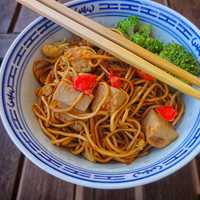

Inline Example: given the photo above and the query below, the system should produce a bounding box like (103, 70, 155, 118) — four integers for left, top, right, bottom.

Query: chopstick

(39, 0, 200, 88)
(17, 0, 200, 100)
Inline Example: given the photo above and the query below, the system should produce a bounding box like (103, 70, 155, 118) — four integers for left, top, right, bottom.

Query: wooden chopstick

(17, 0, 200, 100)
(39, 0, 200, 87)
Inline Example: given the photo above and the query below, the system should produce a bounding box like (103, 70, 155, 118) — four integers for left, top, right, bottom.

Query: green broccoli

(130, 33, 146, 47)
(131, 33, 164, 54)
(144, 37, 164, 53)
(117, 16, 139, 37)
(138, 24, 152, 37)
(117, 16, 200, 76)
(160, 43, 200, 76)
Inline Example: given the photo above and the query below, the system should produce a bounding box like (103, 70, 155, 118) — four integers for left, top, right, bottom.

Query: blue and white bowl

(1, 0, 200, 189)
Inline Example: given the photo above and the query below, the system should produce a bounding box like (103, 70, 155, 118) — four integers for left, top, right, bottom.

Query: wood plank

(168, 0, 200, 28)
(14, 0, 69, 32)
(143, 163, 198, 200)
(0, 36, 23, 200)
(154, 0, 168, 5)
(0, 119, 23, 200)
(14, 8, 38, 32)
(0, 0, 18, 33)
(82, 187, 135, 200)
(191, 160, 200, 195)
(16, 159, 75, 200)
(94, 188, 135, 200)
(0, 33, 17, 58)
(134, 186, 143, 200)
(169, 0, 200, 197)
(141, 1, 198, 199)
(140, 0, 199, 199)
(194, 156, 200, 194)
(76, 186, 97, 200)
(79, 186, 142, 200)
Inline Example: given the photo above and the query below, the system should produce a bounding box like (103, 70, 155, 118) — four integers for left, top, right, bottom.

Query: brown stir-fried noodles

(32, 36, 184, 164)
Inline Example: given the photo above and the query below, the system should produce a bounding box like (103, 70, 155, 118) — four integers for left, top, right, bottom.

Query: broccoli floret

(144, 37, 164, 53)
(160, 43, 200, 76)
(138, 24, 152, 37)
(117, 16, 139, 37)
(131, 33, 146, 47)
(131, 33, 164, 54)
(117, 16, 200, 76)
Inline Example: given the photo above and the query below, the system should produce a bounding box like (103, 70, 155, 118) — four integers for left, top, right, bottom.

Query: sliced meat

(53, 81, 93, 112)
(92, 84, 127, 113)
(65, 46, 94, 73)
(143, 110, 178, 148)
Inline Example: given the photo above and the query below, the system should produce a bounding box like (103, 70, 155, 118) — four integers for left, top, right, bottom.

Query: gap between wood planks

(11, 155, 25, 200)
(7, 3, 22, 33)
(191, 160, 200, 195)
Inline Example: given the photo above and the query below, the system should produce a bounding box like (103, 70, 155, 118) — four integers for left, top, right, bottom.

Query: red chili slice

(109, 74, 122, 88)
(136, 70, 155, 81)
(156, 106, 177, 122)
(73, 73, 97, 95)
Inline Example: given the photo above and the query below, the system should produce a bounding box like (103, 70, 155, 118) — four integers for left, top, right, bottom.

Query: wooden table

(1, 0, 200, 199)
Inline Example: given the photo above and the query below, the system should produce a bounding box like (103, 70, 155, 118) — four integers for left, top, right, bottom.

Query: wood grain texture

(143, 163, 198, 200)
(169, 0, 200, 197)
(0, 0, 18, 32)
(0, 2, 23, 200)
(168, 0, 200, 28)
(13, 8, 38, 32)
(0, 33, 17, 58)
(153, 0, 168, 5)
(14, 0, 70, 32)
(82, 188, 135, 200)
(75, 186, 85, 200)
(142, 1, 199, 199)
(194, 156, 200, 193)
(191, 160, 200, 195)
(0, 120, 22, 200)
(16, 159, 75, 200)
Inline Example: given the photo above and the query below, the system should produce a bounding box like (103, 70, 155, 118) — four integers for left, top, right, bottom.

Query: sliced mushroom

(42, 42, 67, 59)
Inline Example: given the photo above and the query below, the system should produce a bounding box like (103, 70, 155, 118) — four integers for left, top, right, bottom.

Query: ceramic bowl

(1, 0, 200, 189)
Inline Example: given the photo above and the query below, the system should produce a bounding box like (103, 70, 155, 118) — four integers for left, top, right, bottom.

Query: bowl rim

(1, 0, 200, 189)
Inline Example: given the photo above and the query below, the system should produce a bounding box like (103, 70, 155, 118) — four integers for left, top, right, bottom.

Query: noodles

(32, 36, 184, 164)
